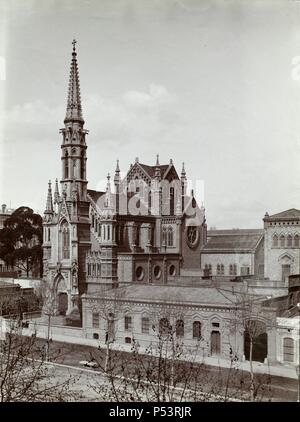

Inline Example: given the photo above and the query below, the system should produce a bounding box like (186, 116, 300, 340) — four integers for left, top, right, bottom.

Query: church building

(42, 41, 207, 319)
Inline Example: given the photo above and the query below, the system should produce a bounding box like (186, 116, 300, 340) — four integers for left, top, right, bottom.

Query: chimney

(1, 204, 6, 213)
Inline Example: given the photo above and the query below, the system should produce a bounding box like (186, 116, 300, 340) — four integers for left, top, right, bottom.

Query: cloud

(84, 83, 180, 145)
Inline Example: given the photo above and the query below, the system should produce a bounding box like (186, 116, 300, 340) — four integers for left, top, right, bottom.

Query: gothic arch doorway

(244, 321, 268, 363)
(54, 274, 69, 316)
(58, 292, 68, 315)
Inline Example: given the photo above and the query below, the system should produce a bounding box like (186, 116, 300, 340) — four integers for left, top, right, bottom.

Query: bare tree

(0, 298, 79, 402)
(226, 287, 275, 401)
(86, 295, 254, 402)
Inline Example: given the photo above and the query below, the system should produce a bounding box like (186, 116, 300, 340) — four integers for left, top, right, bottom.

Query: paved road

(41, 361, 298, 402)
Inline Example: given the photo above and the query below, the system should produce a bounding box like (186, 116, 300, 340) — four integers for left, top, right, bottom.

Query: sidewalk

(24, 324, 298, 380)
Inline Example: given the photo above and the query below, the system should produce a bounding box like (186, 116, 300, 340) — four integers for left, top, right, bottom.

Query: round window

(169, 265, 176, 276)
(135, 266, 144, 281)
(186, 226, 199, 249)
(153, 265, 161, 279)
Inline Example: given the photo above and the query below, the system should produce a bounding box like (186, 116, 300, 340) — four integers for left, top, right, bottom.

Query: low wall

(28, 321, 83, 338)
(0, 277, 42, 291)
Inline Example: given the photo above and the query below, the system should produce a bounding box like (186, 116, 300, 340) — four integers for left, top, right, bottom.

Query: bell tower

(43, 40, 91, 321)
(60, 39, 88, 201)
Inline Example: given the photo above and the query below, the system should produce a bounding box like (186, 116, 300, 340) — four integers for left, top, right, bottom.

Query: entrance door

(282, 264, 291, 282)
(244, 331, 268, 363)
(58, 292, 68, 315)
(211, 331, 221, 355)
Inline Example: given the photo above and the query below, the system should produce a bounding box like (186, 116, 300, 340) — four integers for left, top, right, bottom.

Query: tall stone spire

(54, 178, 60, 204)
(60, 40, 88, 201)
(105, 173, 112, 208)
(181, 162, 186, 180)
(114, 159, 120, 183)
(64, 39, 84, 124)
(45, 180, 54, 214)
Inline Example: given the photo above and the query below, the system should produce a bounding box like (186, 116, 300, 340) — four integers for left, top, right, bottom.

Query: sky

(0, 0, 300, 228)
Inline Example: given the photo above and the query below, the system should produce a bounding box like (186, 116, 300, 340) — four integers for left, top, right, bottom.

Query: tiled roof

(139, 163, 170, 178)
(266, 208, 300, 220)
(87, 189, 105, 204)
(207, 229, 263, 236)
(92, 284, 239, 307)
(203, 229, 263, 252)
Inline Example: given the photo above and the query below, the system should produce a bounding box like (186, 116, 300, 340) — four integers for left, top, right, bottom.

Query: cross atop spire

(64, 39, 84, 125)
(72, 38, 77, 52)
(156, 154, 160, 166)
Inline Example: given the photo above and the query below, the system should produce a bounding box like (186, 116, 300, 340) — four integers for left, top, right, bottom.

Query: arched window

(193, 321, 201, 339)
(176, 319, 184, 337)
(273, 234, 278, 248)
(64, 151, 69, 179)
(283, 338, 294, 362)
(229, 264, 237, 276)
(72, 159, 76, 178)
(167, 226, 174, 246)
(107, 225, 110, 241)
(294, 234, 299, 248)
(148, 191, 152, 213)
(280, 234, 285, 248)
(159, 318, 171, 336)
(287, 234, 292, 247)
(136, 225, 140, 246)
(61, 221, 70, 259)
(162, 227, 167, 246)
(80, 151, 85, 179)
(48, 228, 51, 242)
(217, 264, 224, 275)
(170, 187, 174, 216)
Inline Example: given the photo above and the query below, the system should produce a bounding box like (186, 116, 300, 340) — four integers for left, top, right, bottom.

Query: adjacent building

(263, 209, 300, 282)
(201, 229, 264, 279)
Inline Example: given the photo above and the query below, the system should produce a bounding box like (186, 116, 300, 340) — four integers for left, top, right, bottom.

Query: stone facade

(263, 209, 300, 281)
(82, 284, 278, 364)
(201, 229, 264, 278)
(42, 42, 206, 318)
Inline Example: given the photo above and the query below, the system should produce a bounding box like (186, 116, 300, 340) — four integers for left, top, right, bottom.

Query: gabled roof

(265, 208, 300, 220)
(87, 189, 105, 204)
(88, 284, 239, 307)
(202, 229, 264, 253)
(139, 163, 170, 178)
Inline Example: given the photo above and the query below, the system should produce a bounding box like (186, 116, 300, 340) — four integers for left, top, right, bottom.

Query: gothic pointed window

(72, 159, 76, 178)
(61, 221, 70, 259)
(193, 321, 201, 339)
(176, 319, 184, 337)
(80, 151, 85, 179)
(294, 234, 299, 247)
(273, 234, 278, 248)
(64, 151, 69, 179)
(287, 234, 292, 247)
(162, 226, 167, 246)
(280, 234, 285, 248)
(170, 187, 174, 216)
(167, 226, 174, 246)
